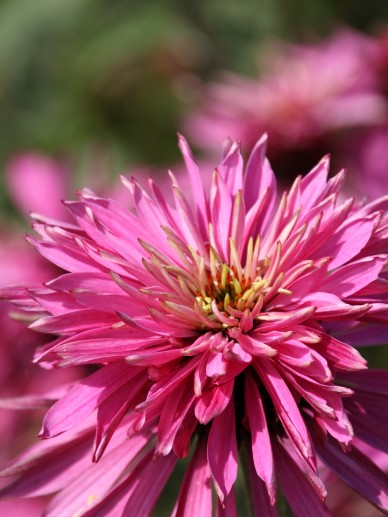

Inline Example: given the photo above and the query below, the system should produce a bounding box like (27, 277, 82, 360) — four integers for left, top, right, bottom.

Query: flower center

(192, 238, 278, 332)
(195, 262, 268, 320)
(140, 236, 291, 334)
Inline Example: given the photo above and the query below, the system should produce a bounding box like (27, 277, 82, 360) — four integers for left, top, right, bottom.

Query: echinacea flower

(1, 134, 388, 516)
(187, 30, 386, 158)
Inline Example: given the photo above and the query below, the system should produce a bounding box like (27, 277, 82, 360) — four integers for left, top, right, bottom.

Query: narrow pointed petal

(273, 441, 331, 517)
(245, 370, 276, 503)
(208, 398, 238, 501)
(173, 435, 212, 517)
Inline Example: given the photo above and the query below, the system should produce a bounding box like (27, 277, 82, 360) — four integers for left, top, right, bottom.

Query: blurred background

(0, 0, 388, 515)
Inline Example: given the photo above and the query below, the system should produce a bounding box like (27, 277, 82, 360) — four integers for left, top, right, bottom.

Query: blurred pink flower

(187, 30, 386, 155)
(0, 135, 388, 515)
(5, 153, 70, 220)
(343, 127, 388, 201)
(0, 153, 87, 516)
(0, 233, 82, 465)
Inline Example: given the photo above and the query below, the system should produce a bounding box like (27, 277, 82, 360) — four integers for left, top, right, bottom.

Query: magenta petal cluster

(1, 134, 388, 516)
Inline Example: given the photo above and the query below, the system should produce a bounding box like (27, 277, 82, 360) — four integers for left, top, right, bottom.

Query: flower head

(1, 134, 388, 515)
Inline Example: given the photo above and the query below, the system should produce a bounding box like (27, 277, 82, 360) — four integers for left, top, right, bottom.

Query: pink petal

(245, 370, 276, 503)
(26, 235, 104, 274)
(82, 450, 177, 517)
(322, 255, 387, 298)
(210, 171, 233, 260)
(208, 398, 238, 501)
(173, 435, 212, 517)
(41, 363, 138, 437)
(218, 141, 243, 194)
(45, 432, 150, 517)
(245, 446, 278, 517)
(243, 133, 275, 212)
(156, 388, 196, 456)
(317, 438, 388, 512)
(47, 272, 123, 293)
(195, 379, 234, 425)
(30, 309, 117, 334)
(311, 212, 379, 269)
(0, 433, 94, 497)
(94, 373, 148, 461)
(298, 156, 330, 217)
(254, 360, 314, 463)
(216, 487, 237, 517)
(53, 326, 162, 365)
(177, 133, 209, 236)
(311, 332, 367, 372)
(273, 441, 331, 517)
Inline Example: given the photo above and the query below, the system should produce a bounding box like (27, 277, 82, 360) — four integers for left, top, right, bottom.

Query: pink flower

(1, 135, 388, 515)
(5, 153, 70, 220)
(187, 30, 386, 155)
(344, 127, 388, 201)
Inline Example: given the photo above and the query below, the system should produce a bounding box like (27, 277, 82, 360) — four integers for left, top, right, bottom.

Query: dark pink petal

(41, 363, 138, 437)
(317, 438, 388, 512)
(94, 372, 149, 461)
(245, 370, 276, 503)
(338, 369, 388, 395)
(27, 287, 81, 315)
(345, 395, 388, 453)
(172, 183, 207, 253)
(208, 398, 238, 501)
(172, 406, 198, 458)
(236, 333, 277, 358)
(65, 201, 118, 252)
(118, 310, 197, 338)
(333, 322, 388, 346)
(138, 356, 199, 411)
(216, 487, 237, 517)
(30, 309, 117, 334)
(125, 346, 184, 366)
(173, 435, 212, 517)
(0, 284, 45, 312)
(44, 432, 150, 517)
(245, 446, 278, 517)
(195, 379, 234, 425)
(230, 190, 246, 254)
(254, 360, 314, 463)
(206, 351, 228, 378)
(0, 433, 94, 497)
(71, 291, 144, 315)
(156, 387, 196, 456)
(53, 326, 162, 365)
(273, 441, 331, 517)
(310, 332, 367, 372)
(82, 450, 177, 517)
(256, 306, 316, 332)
